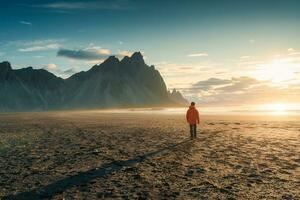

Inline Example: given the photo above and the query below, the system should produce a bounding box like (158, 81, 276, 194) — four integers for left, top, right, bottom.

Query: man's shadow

(3, 139, 192, 200)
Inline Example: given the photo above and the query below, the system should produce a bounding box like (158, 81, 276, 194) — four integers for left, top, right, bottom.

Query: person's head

(191, 102, 195, 106)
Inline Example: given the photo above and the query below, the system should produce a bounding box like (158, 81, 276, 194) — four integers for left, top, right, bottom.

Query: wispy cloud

(117, 50, 132, 57)
(186, 76, 300, 106)
(155, 61, 224, 90)
(192, 78, 232, 91)
(5, 39, 64, 47)
(28, 0, 136, 11)
(33, 55, 45, 58)
(240, 56, 251, 59)
(57, 46, 133, 61)
(3, 39, 64, 52)
(44, 63, 57, 70)
(19, 43, 60, 52)
(287, 47, 300, 56)
(187, 53, 208, 57)
(57, 47, 111, 60)
(160, 48, 300, 103)
(43, 63, 77, 78)
(19, 21, 32, 25)
(82, 50, 133, 65)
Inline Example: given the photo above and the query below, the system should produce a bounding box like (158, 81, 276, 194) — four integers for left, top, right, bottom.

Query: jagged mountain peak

(0, 62, 13, 81)
(98, 52, 144, 66)
(90, 55, 120, 72)
(104, 55, 120, 64)
(23, 66, 34, 70)
(168, 88, 189, 105)
(90, 52, 147, 73)
(0, 61, 12, 71)
(171, 88, 177, 94)
(130, 51, 144, 64)
(120, 55, 130, 63)
(131, 51, 143, 58)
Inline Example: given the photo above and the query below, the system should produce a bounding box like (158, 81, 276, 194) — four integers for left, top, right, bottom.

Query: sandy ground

(0, 111, 299, 199)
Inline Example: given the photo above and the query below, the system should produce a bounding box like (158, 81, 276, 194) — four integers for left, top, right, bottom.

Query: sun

(272, 103, 287, 112)
(264, 103, 288, 115)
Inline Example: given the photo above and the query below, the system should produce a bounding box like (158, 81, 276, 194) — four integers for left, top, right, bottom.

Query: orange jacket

(186, 105, 200, 125)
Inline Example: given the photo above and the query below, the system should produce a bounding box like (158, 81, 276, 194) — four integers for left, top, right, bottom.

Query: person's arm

(196, 110, 200, 124)
(186, 110, 189, 123)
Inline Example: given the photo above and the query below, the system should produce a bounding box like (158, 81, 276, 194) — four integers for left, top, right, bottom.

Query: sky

(1, 0, 300, 113)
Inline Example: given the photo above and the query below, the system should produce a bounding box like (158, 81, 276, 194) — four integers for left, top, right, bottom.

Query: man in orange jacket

(186, 102, 200, 139)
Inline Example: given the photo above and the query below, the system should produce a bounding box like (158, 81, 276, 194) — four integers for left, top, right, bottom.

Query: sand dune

(0, 111, 299, 199)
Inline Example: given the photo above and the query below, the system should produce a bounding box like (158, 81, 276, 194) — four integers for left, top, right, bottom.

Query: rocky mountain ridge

(0, 52, 188, 112)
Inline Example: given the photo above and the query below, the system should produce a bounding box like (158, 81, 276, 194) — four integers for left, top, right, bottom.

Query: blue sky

(1, 0, 300, 111)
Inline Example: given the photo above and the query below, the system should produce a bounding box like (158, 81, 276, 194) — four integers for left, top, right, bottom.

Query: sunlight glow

(264, 103, 288, 115)
(254, 59, 294, 84)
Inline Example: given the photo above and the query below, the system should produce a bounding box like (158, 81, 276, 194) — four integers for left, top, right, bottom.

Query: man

(186, 102, 200, 139)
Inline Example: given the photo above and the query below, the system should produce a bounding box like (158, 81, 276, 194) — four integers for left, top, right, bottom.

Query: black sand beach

(0, 111, 299, 199)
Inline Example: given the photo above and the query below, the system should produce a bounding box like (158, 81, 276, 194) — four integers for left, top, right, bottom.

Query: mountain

(0, 52, 188, 112)
(0, 62, 64, 111)
(168, 88, 189, 105)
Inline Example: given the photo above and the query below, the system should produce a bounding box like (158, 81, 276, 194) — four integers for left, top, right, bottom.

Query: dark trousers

(190, 124, 197, 139)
